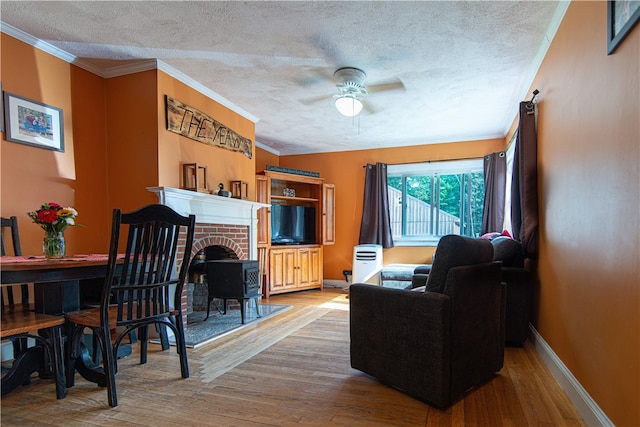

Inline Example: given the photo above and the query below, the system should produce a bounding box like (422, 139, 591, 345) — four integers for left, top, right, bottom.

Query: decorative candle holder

(231, 181, 249, 199)
(182, 163, 208, 192)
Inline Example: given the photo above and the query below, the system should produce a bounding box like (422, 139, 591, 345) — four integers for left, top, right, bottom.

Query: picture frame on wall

(3, 92, 65, 152)
(607, 0, 640, 54)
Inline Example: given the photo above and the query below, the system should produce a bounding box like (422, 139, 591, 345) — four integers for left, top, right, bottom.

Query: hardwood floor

(1, 287, 583, 426)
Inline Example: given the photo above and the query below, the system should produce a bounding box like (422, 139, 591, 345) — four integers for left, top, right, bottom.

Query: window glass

(387, 160, 484, 245)
(503, 139, 516, 235)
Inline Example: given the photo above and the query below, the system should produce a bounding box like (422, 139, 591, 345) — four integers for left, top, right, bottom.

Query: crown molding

(3, 22, 73, 64)
(502, 1, 570, 135)
(0, 21, 259, 124)
(255, 141, 280, 156)
(154, 60, 258, 123)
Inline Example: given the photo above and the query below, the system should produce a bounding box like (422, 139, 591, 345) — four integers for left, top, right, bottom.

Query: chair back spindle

(65, 204, 195, 407)
(102, 207, 194, 329)
(1, 216, 30, 308)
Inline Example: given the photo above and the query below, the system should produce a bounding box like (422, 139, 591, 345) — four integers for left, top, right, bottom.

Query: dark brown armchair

(349, 235, 506, 408)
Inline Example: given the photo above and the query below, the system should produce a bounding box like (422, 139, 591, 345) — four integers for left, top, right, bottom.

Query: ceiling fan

(300, 67, 405, 117)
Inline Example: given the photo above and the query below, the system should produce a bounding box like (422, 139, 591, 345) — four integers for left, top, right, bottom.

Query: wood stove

(205, 260, 262, 324)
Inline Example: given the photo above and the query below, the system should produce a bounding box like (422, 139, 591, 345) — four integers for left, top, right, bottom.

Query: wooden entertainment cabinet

(256, 170, 335, 297)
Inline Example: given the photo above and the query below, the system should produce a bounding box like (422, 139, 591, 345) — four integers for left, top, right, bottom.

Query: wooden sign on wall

(165, 95, 253, 159)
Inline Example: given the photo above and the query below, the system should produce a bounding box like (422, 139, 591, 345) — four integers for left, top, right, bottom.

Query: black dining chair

(1, 216, 66, 399)
(1, 217, 29, 311)
(64, 204, 195, 407)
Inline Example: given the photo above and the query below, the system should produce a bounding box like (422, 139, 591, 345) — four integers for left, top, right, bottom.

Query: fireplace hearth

(148, 186, 269, 327)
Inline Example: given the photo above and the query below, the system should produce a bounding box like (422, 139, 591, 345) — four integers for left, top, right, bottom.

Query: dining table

(0, 254, 132, 392)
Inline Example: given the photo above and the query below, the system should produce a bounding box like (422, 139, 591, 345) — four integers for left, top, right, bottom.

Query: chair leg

(98, 327, 118, 407)
(50, 325, 66, 399)
(156, 323, 170, 351)
(92, 332, 101, 363)
(174, 315, 189, 379)
(12, 337, 28, 358)
(38, 330, 54, 379)
(139, 325, 148, 365)
(65, 325, 80, 388)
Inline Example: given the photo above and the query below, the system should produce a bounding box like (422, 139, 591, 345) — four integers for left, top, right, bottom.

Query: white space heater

(352, 244, 383, 284)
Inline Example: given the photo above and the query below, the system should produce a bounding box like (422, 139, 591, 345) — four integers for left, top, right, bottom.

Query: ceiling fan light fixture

(335, 95, 363, 117)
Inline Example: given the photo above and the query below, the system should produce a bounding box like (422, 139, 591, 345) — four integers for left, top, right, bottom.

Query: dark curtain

(481, 151, 507, 234)
(511, 101, 538, 259)
(359, 163, 394, 248)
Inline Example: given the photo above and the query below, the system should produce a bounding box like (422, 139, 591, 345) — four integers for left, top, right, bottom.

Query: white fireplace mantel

(147, 186, 269, 259)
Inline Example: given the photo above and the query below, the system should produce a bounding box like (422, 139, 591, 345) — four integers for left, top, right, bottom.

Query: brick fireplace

(148, 186, 268, 326)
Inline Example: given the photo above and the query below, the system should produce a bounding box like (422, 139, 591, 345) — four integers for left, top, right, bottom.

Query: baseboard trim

(529, 325, 614, 427)
(323, 279, 348, 289)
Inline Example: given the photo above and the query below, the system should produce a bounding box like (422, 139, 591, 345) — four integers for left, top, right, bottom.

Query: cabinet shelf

(256, 170, 335, 298)
(271, 195, 319, 203)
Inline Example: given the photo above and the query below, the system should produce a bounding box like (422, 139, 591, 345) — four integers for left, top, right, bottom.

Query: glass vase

(43, 231, 65, 259)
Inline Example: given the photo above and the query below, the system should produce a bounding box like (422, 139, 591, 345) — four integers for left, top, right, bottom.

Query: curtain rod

(504, 88, 538, 149)
(361, 90, 541, 169)
(363, 155, 485, 168)
(526, 89, 540, 108)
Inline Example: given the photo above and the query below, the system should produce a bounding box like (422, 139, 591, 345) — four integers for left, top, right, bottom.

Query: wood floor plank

(1, 288, 584, 426)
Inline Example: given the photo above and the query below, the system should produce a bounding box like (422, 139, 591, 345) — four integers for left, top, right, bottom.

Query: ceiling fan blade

(296, 67, 336, 87)
(362, 99, 377, 114)
(299, 94, 333, 105)
(367, 79, 406, 94)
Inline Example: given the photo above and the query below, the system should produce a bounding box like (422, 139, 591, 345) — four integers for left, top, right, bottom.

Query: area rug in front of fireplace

(151, 304, 292, 349)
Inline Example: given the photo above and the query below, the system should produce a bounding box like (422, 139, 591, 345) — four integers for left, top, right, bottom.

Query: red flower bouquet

(28, 202, 79, 258)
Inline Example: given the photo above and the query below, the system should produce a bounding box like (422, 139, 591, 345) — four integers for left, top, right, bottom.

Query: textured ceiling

(0, 1, 565, 155)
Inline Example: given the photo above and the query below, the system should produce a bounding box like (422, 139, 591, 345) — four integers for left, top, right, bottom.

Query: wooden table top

(1, 254, 110, 268)
(0, 255, 119, 284)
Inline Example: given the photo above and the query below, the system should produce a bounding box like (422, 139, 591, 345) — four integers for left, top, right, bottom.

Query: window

(502, 138, 516, 236)
(387, 159, 485, 246)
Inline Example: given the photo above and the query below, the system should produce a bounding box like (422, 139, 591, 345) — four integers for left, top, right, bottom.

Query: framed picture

(608, 0, 640, 54)
(3, 92, 64, 152)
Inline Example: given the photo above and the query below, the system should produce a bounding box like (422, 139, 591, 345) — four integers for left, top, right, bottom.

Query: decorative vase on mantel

(43, 231, 65, 259)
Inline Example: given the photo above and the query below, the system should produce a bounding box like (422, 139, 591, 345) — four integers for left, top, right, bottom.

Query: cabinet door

(308, 246, 323, 287)
(256, 175, 270, 246)
(296, 247, 312, 288)
(269, 248, 297, 292)
(322, 183, 336, 245)
(295, 246, 323, 289)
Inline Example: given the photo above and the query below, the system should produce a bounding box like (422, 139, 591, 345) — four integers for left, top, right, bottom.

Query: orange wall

(255, 145, 280, 173)
(1, 34, 256, 255)
(70, 66, 111, 252)
(157, 71, 256, 197)
(1, 34, 109, 254)
(527, 2, 639, 425)
(277, 139, 504, 281)
(105, 70, 159, 213)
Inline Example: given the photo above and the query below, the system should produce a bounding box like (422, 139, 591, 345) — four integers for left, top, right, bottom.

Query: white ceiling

(0, 1, 566, 156)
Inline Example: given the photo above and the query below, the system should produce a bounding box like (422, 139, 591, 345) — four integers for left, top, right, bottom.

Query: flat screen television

(271, 205, 316, 245)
